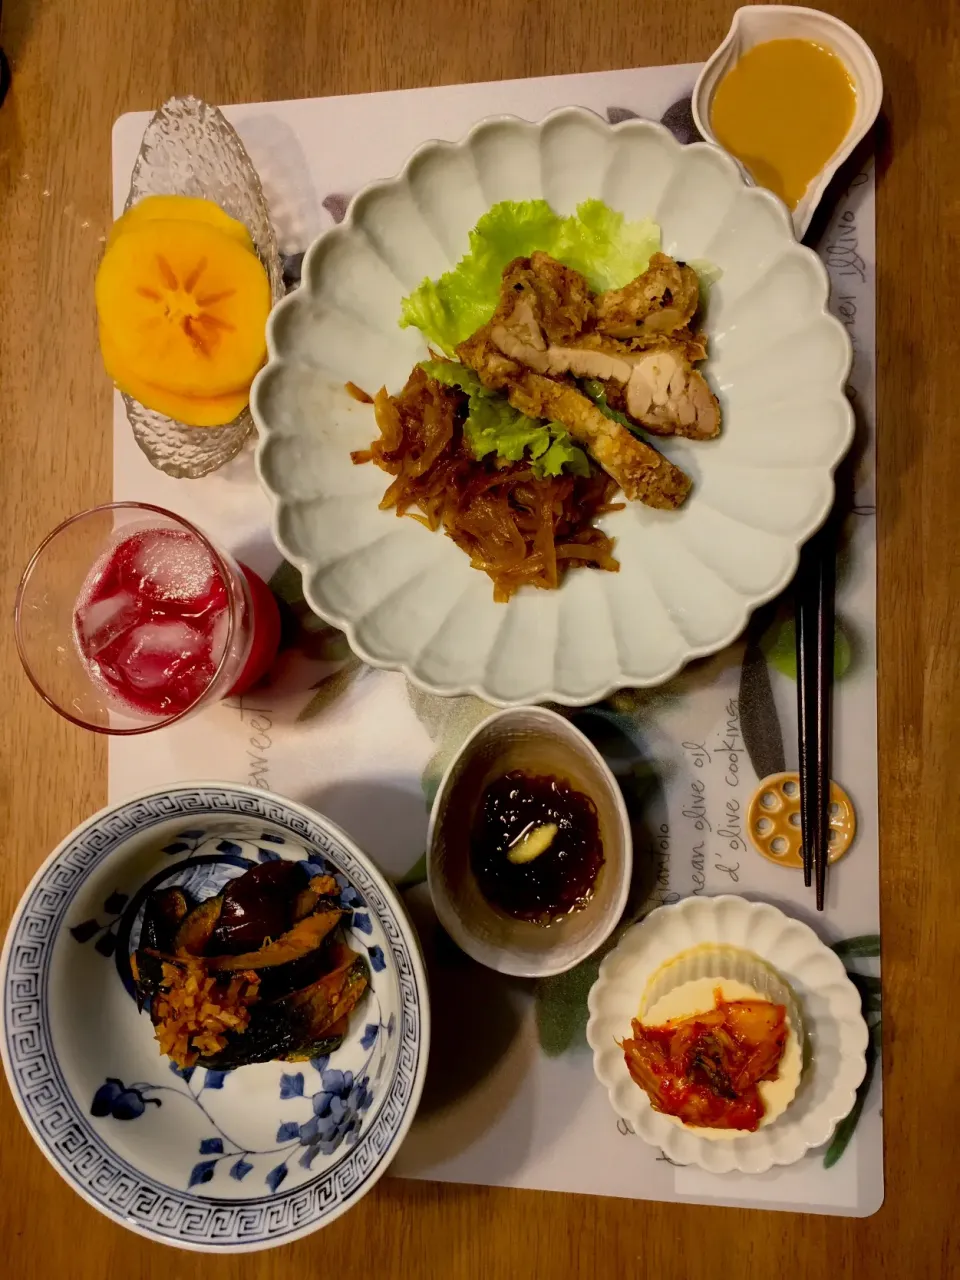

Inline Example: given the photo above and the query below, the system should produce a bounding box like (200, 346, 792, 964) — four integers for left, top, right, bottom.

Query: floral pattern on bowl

(88, 1046, 385, 1195)
(70, 828, 397, 1197)
(1, 786, 429, 1252)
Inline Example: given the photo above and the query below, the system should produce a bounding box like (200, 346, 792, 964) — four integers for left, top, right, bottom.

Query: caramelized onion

(345, 381, 375, 404)
(352, 366, 620, 602)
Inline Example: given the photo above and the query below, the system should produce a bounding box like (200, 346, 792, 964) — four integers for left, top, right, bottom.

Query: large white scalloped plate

(252, 108, 853, 706)
(585, 896, 869, 1174)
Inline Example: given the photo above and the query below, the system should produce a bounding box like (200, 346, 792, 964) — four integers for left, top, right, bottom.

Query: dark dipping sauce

(471, 771, 604, 924)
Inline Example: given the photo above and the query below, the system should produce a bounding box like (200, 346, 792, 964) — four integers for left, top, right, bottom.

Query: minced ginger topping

(152, 953, 260, 1068)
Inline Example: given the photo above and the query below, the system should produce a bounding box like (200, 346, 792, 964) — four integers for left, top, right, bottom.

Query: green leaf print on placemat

(739, 605, 786, 782)
(406, 684, 498, 811)
(267, 560, 365, 719)
(763, 613, 855, 683)
(832, 935, 881, 961)
(737, 595, 860, 782)
(296, 655, 363, 721)
(537, 956, 605, 1057)
(397, 851, 427, 889)
(400, 684, 500, 889)
(268, 559, 308, 608)
(824, 933, 881, 1168)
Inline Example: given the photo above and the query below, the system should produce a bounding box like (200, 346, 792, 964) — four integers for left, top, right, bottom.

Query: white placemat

(111, 64, 881, 1216)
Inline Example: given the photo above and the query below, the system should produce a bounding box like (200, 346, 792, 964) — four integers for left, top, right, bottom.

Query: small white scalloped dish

(252, 107, 854, 707)
(586, 896, 868, 1174)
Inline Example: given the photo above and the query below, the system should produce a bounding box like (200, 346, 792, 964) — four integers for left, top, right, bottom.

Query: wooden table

(2, 0, 958, 1275)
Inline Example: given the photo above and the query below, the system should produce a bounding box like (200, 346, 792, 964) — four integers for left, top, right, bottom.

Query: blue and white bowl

(0, 783, 430, 1252)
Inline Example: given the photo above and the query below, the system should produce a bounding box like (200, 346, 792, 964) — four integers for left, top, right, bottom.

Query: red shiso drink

(16, 503, 281, 734)
(78, 528, 232, 716)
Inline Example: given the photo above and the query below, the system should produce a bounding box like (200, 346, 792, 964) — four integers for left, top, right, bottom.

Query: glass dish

(15, 502, 280, 735)
(116, 96, 284, 478)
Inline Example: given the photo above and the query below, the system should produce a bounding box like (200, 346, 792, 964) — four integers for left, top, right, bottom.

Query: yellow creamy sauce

(711, 38, 856, 210)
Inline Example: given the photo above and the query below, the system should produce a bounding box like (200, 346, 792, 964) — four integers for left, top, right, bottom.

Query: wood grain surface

(1, 0, 959, 1275)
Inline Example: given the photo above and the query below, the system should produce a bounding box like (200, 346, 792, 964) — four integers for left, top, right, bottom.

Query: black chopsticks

(795, 522, 836, 910)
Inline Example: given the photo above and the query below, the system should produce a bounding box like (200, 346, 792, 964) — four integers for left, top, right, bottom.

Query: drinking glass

(15, 502, 281, 734)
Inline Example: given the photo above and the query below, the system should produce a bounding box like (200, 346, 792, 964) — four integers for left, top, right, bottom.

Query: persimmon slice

(107, 195, 256, 254)
(96, 219, 271, 397)
(100, 323, 249, 427)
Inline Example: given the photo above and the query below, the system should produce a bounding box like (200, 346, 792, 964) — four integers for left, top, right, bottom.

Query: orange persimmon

(107, 195, 257, 254)
(100, 324, 249, 427)
(96, 218, 270, 397)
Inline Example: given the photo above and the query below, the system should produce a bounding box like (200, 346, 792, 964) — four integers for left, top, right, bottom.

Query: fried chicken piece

(485, 259, 720, 441)
(595, 251, 700, 338)
(603, 347, 721, 441)
(490, 318, 634, 381)
(487, 255, 629, 378)
(456, 329, 691, 509)
(490, 322, 708, 382)
(500, 251, 596, 342)
(509, 374, 692, 508)
(455, 328, 518, 384)
(614, 326, 708, 364)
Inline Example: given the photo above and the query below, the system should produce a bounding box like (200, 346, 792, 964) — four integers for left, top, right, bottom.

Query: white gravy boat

(691, 6, 883, 240)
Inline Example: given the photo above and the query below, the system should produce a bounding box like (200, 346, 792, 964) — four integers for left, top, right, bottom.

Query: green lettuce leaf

(419, 358, 486, 397)
(463, 395, 547, 464)
(419, 359, 591, 479)
(538, 432, 592, 478)
(401, 199, 661, 353)
(552, 198, 661, 292)
(688, 257, 723, 289)
(580, 378, 637, 431)
(687, 256, 723, 312)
